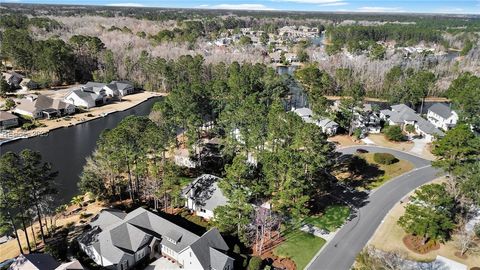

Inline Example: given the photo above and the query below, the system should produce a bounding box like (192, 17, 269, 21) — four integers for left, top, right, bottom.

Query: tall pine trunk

(7, 210, 23, 255)
(20, 215, 32, 253)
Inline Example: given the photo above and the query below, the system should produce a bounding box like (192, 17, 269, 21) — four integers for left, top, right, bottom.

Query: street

(306, 146, 443, 270)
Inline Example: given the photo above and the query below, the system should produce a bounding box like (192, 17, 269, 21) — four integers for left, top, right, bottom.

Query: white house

(427, 103, 458, 131)
(78, 208, 233, 270)
(181, 174, 228, 220)
(64, 88, 106, 109)
(14, 95, 75, 119)
(380, 104, 444, 142)
(292, 107, 339, 136)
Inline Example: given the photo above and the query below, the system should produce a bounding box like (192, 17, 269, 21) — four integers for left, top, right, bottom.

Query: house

(110, 81, 135, 96)
(0, 111, 19, 129)
(352, 104, 381, 134)
(292, 107, 339, 136)
(78, 207, 234, 270)
(8, 254, 84, 270)
(285, 53, 298, 63)
(19, 78, 39, 91)
(65, 88, 106, 109)
(182, 174, 229, 220)
(427, 103, 458, 131)
(14, 95, 75, 119)
(317, 118, 339, 136)
(2, 72, 24, 88)
(84, 81, 135, 99)
(380, 104, 444, 142)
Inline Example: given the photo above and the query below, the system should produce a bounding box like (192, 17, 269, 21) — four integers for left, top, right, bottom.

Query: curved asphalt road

(306, 145, 443, 270)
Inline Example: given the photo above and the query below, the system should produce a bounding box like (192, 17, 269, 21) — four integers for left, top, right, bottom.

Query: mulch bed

(261, 250, 296, 270)
(403, 234, 440, 254)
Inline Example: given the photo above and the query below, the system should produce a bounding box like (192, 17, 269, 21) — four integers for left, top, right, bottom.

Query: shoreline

(0, 91, 165, 145)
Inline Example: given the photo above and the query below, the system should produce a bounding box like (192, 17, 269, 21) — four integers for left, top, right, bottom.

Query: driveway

(145, 257, 182, 270)
(306, 146, 443, 270)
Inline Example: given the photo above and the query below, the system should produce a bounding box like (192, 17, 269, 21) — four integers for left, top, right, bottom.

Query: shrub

(475, 224, 480, 238)
(383, 125, 405, 141)
(248, 256, 263, 270)
(373, 153, 398, 165)
(21, 122, 36, 130)
(80, 212, 93, 219)
(233, 244, 241, 254)
(405, 124, 415, 133)
(353, 128, 362, 140)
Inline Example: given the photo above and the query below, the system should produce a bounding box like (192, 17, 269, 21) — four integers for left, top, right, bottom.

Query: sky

(3, 0, 480, 14)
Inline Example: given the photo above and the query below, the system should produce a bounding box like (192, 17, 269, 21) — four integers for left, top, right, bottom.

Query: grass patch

(360, 153, 414, 189)
(304, 205, 350, 232)
(273, 230, 326, 270)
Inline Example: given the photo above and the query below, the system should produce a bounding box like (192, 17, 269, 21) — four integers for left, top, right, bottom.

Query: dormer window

(165, 236, 177, 245)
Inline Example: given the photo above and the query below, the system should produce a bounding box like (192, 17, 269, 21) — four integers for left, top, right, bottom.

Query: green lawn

(273, 230, 326, 270)
(303, 205, 351, 232)
(360, 153, 414, 189)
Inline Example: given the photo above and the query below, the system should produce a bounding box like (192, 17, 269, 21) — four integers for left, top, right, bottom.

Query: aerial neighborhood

(1, 4, 480, 270)
(0, 76, 137, 135)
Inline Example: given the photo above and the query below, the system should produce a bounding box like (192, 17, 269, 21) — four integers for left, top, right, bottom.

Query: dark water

(0, 97, 161, 205)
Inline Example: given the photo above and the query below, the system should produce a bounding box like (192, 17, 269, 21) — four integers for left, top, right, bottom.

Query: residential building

(380, 104, 444, 142)
(292, 107, 339, 136)
(84, 81, 135, 99)
(2, 72, 24, 88)
(78, 207, 234, 270)
(182, 174, 229, 220)
(19, 78, 39, 91)
(352, 104, 381, 134)
(8, 254, 83, 270)
(0, 111, 19, 129)
(110, 81, 135, 97)
(427, 103, 458, 131)
(14, 95, 75, 119)
(65, 88, 106, 109)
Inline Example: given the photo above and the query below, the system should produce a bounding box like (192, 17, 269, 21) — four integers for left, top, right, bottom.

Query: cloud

(357, 6, 404, 12)
(106, 2, 145, 7)
(207, 4, 276, 10)
(318, 2, 347, 6)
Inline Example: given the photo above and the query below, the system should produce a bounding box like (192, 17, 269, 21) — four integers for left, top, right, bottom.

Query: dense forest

(2, 4, 480, 97)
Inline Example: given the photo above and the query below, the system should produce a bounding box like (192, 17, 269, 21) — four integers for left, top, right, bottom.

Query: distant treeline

(2, 3, 480, 28)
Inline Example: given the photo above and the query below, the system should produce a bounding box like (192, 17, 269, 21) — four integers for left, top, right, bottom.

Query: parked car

(356, 148, 369, 154)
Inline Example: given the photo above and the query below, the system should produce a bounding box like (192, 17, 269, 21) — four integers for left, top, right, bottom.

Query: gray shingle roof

(292, 107, 313, 118)
(22, 254, 61, 270)
(210, 247, 234, 270)
(189, 228, 231, 270)
(383, 104, 444, 136)
(85, 82, 107, 89)
(89, 209, 127, 230)
(16, 95, 73, 114)
(0, 111, 18, 121)
(428, 103, 453, 119)
(79, 207, 232, 269)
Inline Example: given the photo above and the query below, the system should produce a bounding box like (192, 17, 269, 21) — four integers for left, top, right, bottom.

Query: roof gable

(428, 103, 453, 119)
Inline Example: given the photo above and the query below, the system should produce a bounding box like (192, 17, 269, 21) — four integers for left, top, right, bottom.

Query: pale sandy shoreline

(0, 91, 165, 143)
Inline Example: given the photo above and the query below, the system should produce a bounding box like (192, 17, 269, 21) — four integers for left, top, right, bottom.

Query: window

(121, 260, 128, 270)
(136, 249, 145, 261)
